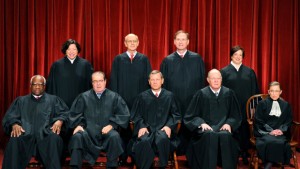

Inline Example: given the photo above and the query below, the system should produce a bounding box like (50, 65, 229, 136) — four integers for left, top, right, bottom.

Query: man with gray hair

(2, 75, 69, 169)
(184, 69, 241, 169)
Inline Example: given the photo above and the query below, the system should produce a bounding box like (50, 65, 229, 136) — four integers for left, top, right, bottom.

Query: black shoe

(241, 152, 249, 165)
(118, 159, 127, 166)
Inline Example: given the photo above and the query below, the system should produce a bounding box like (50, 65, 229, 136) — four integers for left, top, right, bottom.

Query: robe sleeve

(68, 95, 87, 129)
(109, 95, 130, 129)
(109, 57, 119, 91)
(131, 95, 150, 135)
(278, 102, 293, 133)
(84, 61, 94, 90)
(184, 91, 206, 132)
(254, 101, 269, 137)
(2, 97, 22, 135)
(46, 63, 57, 94)
(50, 96, 69, 125)
(165, 96, 181, 131)
(198, 56, 206, 88)
(225, 91, 242, 131)
(250, 69, 260, 94)
(160, 59, 169, 89)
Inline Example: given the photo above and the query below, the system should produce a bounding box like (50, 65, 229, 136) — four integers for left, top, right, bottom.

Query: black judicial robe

(131, 89, 181, 168)
(184, 86, 241, 169)
(109, 52, 151, 109)
(2, 93, 69, 169)
(68, 89, 130, 164)
(131, 89, 181, 146)
(221, 64, 259, 151)
(254, 97, 293, 164)
(221, 64, 259, 119)
(160, 51, 205, 115)
(46, 56, 94, 108)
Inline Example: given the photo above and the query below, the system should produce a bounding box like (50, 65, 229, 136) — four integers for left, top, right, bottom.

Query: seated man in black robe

(254, 81, 293, 169)
(131, 70, 181, 169)
(184, 69, 241, 169)
(2, 75, 69, 169)
(68, 71, 130, 169)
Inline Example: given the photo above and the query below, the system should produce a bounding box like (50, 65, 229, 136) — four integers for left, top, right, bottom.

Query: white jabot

(269, 101, 282, 117)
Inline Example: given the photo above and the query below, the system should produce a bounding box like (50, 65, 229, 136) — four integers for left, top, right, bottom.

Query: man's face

(31, 77, 45, 96)
(149, 73, 164, 91)
(268, 85, 282, 100)
(231, 49, 243, 65)
(174, 33, 189, 50)
(124, 35, 139, 52)
(207, 71, 222, 91)
(66, 44, 78, 60)
(92, 73, 106, 93)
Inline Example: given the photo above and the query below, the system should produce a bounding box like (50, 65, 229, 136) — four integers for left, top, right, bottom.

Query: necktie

(155, 93, 159, 97)
(180, 54, 184, 58)
(130, 53, 134, 63)
(36, 96, 41, 100)
(96, 93, 102, 99)
(215, 92, 219, 97)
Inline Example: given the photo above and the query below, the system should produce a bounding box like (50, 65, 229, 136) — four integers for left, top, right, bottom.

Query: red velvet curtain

(0, 0, 299, 147)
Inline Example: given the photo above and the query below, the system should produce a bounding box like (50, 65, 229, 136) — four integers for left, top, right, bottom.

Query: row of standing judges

(2, 30, 294, 169)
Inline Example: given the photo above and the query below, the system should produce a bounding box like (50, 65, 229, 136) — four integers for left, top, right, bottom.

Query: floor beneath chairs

(0, 149, 299, 168)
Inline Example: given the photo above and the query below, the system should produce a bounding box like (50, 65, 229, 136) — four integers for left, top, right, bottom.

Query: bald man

(184, 69, 241, 169)
(109, 33, 152, 165)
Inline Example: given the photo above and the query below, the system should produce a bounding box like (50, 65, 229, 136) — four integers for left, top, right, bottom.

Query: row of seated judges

(2, 30, 294, 169)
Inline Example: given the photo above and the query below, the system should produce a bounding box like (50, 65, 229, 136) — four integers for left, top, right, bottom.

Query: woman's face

(268, 85, 282, 100)
(66, 44, 78, 60)
(231, 50, 243, 65)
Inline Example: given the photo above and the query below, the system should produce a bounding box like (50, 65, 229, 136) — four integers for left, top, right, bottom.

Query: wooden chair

(131, 122, 181, 169)
(246, 94, 300, 169)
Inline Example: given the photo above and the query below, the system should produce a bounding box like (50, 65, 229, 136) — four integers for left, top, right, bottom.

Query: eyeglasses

(269, 90, 281, 93)
(209, 77, 222, 80)
(126, 40, 138, 43)
(31, 83, 45, 87)
(92, 80, 105, 84)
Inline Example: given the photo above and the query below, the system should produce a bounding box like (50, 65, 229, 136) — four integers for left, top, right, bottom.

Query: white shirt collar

(126, 51, 137, 58)
(176, 50, 187, 57)
(230, 61, 242, 71)
(67, 56, 77, 64)
(209, 87, 221, 95)
(152, 89, 162, 97)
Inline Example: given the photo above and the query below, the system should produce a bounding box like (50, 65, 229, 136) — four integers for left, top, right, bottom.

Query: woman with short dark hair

(46, 39, 94, 108)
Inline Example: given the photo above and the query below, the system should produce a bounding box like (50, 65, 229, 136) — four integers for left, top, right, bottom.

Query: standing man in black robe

(110, 33, 151, 165)
(184, 69, 241, 169)
(46, 39, 94, 108)
(2, 75, 69, 169)
(68, 71, 130, 169)
(131, 70, 181, 169)
(220, 45, 260, 164)
(160, 30, 205, 155)
(254, 81, 292, 169)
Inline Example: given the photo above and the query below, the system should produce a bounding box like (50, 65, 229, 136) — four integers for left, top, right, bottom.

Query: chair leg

(133, 164, 137, 169)
(254, 156, 259, 169)
(292, 149, 299, 169)
(173, 151, 178, 169)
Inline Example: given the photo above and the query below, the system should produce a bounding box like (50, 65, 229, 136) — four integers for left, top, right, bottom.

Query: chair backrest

(245, 94, 269, 139)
